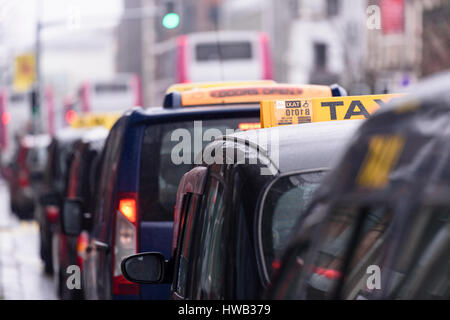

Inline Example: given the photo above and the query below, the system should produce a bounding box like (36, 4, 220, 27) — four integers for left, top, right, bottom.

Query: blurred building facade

(115, 0, 450, 106)
(421, 0, 450, 77)
(286, 0, 367, 93)
(364, 0, 449, 93)
(220, 0, 367, 93)
(220, 0, 290, 82)
(365, 0, 422, 93)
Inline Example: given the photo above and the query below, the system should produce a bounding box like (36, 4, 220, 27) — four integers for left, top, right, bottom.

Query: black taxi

(121, 119, 363, 299)
(267, 72, 450, 300)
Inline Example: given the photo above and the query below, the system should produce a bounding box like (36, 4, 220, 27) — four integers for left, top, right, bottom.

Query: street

(0, 179, 57, 300)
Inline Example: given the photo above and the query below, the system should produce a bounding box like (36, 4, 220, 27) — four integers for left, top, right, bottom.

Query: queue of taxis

(60, 81, 344, 300)
(266, 72, 450, 300)
(37, 127, 88, 275)
(38, 113, 117, 298)
(120, 93, 400, 299)
(56, 126, 110, 300)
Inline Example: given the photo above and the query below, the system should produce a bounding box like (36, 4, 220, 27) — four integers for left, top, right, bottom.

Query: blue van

(61, 105, 260, 299)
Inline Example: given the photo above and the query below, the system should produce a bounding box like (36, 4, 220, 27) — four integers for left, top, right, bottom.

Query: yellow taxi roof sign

(164, 84, 334, 108)
(260, 93, 404, 128)
(166, 80, 276, 93)
(70, 112, 120, 130)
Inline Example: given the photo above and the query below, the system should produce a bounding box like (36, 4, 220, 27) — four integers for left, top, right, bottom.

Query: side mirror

(121, 252, 166, 284)
(61, 198, 84, 236)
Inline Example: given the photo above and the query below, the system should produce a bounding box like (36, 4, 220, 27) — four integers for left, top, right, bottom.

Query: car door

(83, 120, 124, 299)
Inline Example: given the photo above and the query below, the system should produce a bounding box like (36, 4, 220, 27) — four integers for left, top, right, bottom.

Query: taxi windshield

(260, 171, 326, 276)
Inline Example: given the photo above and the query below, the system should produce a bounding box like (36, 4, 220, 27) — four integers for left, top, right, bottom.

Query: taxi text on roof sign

(70, 113, 120, 130)
(179, 84, 334, 107)
(260, 94, 403, 128)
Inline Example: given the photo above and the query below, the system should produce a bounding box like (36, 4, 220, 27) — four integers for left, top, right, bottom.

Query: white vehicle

(75, 74, 142, 114)
(154, 31, 273, 102)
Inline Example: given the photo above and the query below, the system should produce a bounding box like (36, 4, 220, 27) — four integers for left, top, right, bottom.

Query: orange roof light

(166, 80, 276, 94)
(164, 84, 334, 108)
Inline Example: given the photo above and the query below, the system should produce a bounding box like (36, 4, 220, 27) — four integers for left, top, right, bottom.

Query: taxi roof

(310, 71, 450, 205)
(135, 104, 260, 120)
(54, 127, 87, 143)
(21, 134, 51, 148)
(209, 119, 363, 174)
(163, 84, 336, 109)
(80, 126, 109, 144)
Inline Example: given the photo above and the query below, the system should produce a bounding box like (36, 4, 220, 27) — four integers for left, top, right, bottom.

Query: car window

(346, 205, 450, 300)
(43, 141, 57, 190)
(195, 171, 226, 299)
(260, 171, 326, 278)
(271, 204, 393, 300)
(175, 194, 201, 298)
(95, 121, 124, 225)
(139, 117, 257, 222)
(26, 146, 47, 172)
(300, 205, 393, 299)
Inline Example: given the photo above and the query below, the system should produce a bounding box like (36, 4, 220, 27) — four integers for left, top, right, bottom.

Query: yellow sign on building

(14, 54, 36, 92)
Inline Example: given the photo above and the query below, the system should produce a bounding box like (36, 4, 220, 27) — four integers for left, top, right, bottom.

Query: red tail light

(65, 110, 77, 124)
(314, 267, 342, 280)
(271, 259, 281, 271)
(112, 193, 139, 296)
(45, 205, 59, 223)
(76, 231, 89, 271)
(2, 111, 11, 125)
(119, 198, 136, 223)
(0, 89, 7, 149)
(18, 169, 30, 187)
(113, 275, 139, 295)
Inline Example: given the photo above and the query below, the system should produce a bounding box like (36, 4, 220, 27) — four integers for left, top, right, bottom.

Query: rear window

(196, 41, 252, 61)
(139, 117, 258, 222)
(26, 146, 48, 172)
(94, 83, 129, 94)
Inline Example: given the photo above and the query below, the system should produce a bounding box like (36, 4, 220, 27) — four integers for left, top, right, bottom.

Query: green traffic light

(162, 12, 180, 29)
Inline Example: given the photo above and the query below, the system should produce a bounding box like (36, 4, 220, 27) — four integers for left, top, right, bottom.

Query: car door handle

(94, 240, 110, 252)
